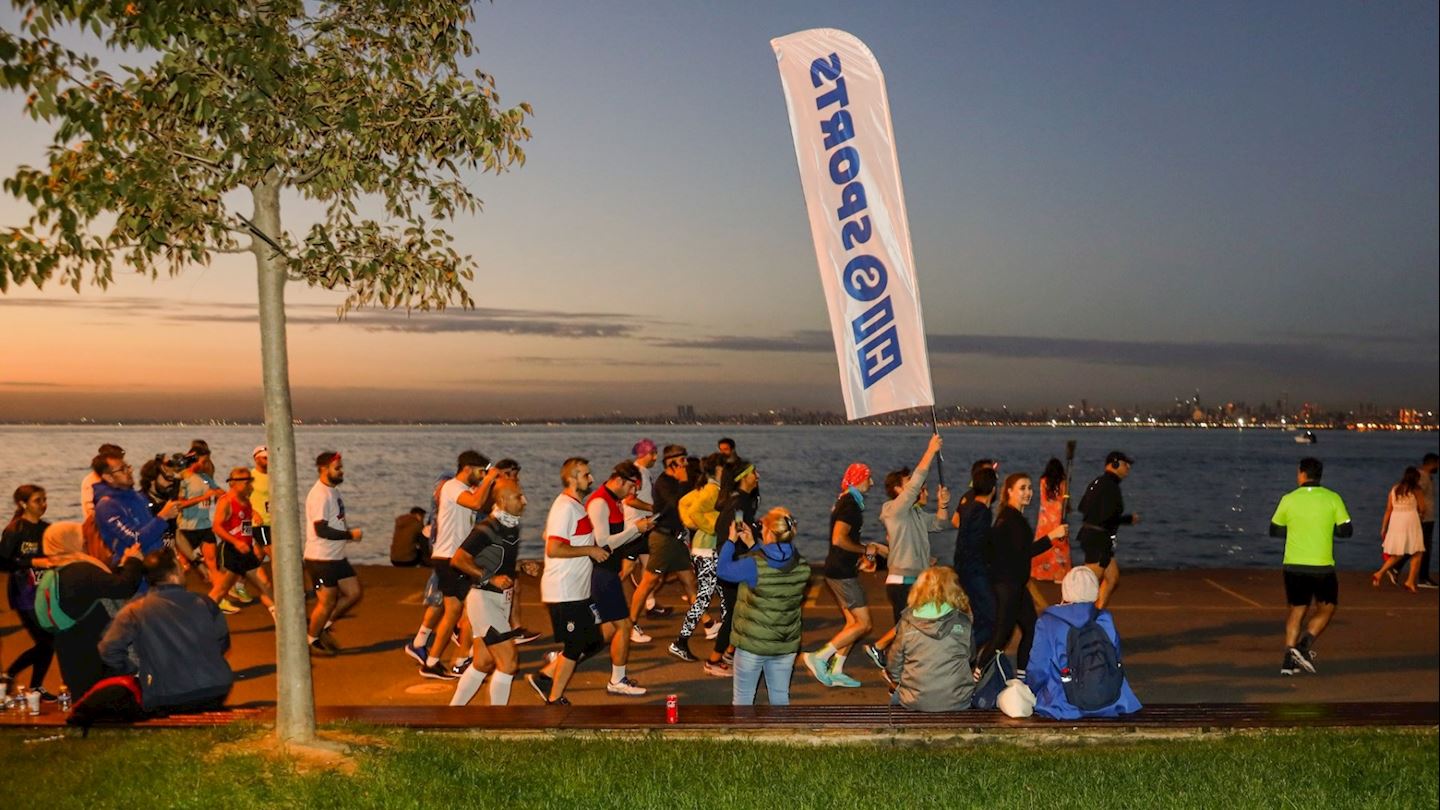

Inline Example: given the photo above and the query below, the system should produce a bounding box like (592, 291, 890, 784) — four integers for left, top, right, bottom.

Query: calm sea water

(1, 425, 1433, 570)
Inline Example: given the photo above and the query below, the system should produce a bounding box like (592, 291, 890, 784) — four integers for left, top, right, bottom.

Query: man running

(449, 479, 527, 706)
(586, 462, 655, 696)
(1076, 451, 1140, 609)
(175, 441, 226, 586)
(249, 447, 272, 562)
(528, 458, 609, 705)
(803, 463, 887, 688)
(208, 467, 276, 617)
(416, 450, 499, 679)
(628, 445, 698, 643)
(304, 451, 363, 655)
(1269, 457, 1353, 675)
(623, 439, 669, 618)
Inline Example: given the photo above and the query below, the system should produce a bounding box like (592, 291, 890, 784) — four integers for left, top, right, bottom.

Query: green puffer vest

(731, 550, 811, 656)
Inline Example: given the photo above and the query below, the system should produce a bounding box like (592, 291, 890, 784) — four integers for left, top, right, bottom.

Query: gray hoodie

(886, 604, 975, 712)
(879, 458, 948, 579)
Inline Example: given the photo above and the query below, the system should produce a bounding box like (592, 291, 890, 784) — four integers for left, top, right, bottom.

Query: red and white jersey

(541, 493, 595, 603)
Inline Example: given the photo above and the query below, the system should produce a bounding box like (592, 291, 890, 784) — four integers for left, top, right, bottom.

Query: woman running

(1028, 459, 1072, 610)
(1374, 467, 1425, 592)
(1, 485, 56, 700)
(671, 453, 725, 662)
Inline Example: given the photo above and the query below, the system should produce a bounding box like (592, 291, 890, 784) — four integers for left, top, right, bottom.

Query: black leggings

(711, 580, 739, 657)
(6, 609, 54, 688)
(977, 580, 1037, 671)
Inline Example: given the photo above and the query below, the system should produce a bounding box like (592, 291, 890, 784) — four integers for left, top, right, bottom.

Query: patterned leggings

(678, 554, 720, 641)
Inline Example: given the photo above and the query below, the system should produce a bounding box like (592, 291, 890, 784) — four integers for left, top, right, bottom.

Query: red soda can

(666, 694, 679, 724)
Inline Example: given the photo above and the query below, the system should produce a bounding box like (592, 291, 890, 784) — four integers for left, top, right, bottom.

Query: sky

(1, 2, 1436, 421)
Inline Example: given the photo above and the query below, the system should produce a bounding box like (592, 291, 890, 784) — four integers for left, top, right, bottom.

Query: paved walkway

(2, 566, 1435, 709)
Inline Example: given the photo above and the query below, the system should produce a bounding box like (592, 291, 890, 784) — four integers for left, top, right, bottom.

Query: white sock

(426, 656, 440, 668)
(611, 665, 626, 683)
(815, 643, 837, 663)
(307, 635, 318, 645)
(645, 595, 656, 610)
(449, 665, 488, 706)
(324, 621, 334, 631)
(488, 671, 514, 705)
(413, 627, 433, 648)
(832, 653, 847, 674)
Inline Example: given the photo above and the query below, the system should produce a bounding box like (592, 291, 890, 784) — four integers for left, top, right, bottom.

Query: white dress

(1382, 488, 1424, 556)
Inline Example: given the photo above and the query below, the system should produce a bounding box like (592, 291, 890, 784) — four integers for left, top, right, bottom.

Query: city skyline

(2, 3, 1437, 421)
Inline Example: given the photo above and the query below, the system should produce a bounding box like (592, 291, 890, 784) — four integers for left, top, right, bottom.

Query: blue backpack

(1058, 607, 1124, 711)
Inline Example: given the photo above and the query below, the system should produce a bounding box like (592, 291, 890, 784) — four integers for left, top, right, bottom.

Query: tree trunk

(251, 176, 316, 743)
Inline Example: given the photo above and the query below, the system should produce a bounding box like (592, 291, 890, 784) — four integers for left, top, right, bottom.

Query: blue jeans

(732, 649, 795, 706)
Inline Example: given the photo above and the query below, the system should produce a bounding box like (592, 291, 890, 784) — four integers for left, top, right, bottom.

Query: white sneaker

(704, 621, 721, 640)
(606, 677, 647, 696)
(630, 625, 653, 644)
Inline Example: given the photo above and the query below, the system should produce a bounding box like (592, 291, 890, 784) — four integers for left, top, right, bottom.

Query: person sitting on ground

(1027, 567, 1140, 720)
(391, 507, 430, 567)
(98, 547, 234, 714)
(724, 507, 811, 706)
(884, 565, 975, 712)
(39, 523, 146, 696)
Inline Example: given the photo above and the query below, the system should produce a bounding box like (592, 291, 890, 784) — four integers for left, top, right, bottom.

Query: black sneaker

(1287, 646, 1316, 674)
(1280, 650, 1299, 676)
(450, 657, 473, 676)
(668, 641, 698, 662)
(863, 643, 887, 670)
(513, 627, 543, 645)
(545, 696, 571, 706)
(646, 605, 674, 618)
(526, 672, 554, 702)
(35, 688, 59, 704)
(419, 662, 459, 680)
(310, 639, 337, 657)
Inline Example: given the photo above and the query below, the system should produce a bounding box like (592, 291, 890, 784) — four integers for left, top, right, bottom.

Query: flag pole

(930, 404, 945, 487)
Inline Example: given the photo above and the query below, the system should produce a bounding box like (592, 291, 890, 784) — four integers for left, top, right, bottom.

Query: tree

(0, 0, 531, 744)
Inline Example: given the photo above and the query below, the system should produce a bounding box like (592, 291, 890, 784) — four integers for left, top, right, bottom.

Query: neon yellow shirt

(1271, 485, 1350, 567)
(250, 468, 271, 527)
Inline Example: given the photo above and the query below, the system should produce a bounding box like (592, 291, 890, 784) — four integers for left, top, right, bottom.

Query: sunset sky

(1, 2, 1436, 421)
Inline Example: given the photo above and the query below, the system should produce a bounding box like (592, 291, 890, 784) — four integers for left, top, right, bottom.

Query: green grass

(4, 726, 1435, 809)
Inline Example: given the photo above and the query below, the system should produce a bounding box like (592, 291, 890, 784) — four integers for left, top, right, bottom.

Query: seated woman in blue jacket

(1028, 566, 1141, 719)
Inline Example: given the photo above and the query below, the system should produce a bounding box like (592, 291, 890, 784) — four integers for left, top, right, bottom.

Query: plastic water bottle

(58, 685, 72, 712)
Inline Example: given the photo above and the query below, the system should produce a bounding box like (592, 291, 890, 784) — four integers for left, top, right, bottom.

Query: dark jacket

(986, 506, 1052, 586)
(886, 604, 975, 712)
(1077, 472, 1133, 540)
(93, 483, 170, 563)
(98, 583, 233, 711)
(52, 558, 145, 696)
(952, 499, 993, 573)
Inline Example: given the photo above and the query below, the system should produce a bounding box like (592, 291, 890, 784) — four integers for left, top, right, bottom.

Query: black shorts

(180, 527, 217, 546)
(547, 600, 602, 649)
(305, 558, 357, 589)
(1079, 530, 1115, 567)
(218, 541, 261, 575)
(1283, 570, 1339, 606)
(252, 525, 272, 547)
(647, 530, 691, 574)
(431, 558, 470, 599)
(886, 582, 914, 623)
(589, 567, 630, 623)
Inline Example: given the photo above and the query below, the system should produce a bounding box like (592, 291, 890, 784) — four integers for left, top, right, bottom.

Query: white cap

(252, 445, 269, 459)
(1061, 567, 1100, 604)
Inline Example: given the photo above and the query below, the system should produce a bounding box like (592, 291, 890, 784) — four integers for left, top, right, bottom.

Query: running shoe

(1288, 646, 1317, 674)
(310, 639, 337, 657)
(801, 652, 834, 687)
(645, 605, 674, 618)
(545, 696, 571, 706)
(419, 662, 459, 680)
(450, 657, 473, 676)
(317, 629, 341, 654)
(863, 643, 887, 670)
(722, 649, 734, 667)
(403, 642, 428, 665)
(526, 673, 554, 702)
(229, 583, 255, 604)
(1280, 650, 1299, 676)
(703, 618, 721, 640)
(829, 671, 862, 688)
(544, 650, 559, 666)
(668, 641, 698, 662)
(606, 677, 647, 696)
(513, 627, 543, 645)
(216, 598, 241, 615)
(702, 660, 732, 678)
(1419, 579, 1439, 590)
(630, 625, 653, 644)
(35, 688, 58, 704)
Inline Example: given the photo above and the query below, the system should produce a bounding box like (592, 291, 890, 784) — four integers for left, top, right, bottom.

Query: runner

(417, 450, 499, 679)
(622, 439, 669, 618)
(303, 451, 363, 655)
(207, 467, 276, 618)
(1373, 467, 1425, 592)
(527, 458, 609, 705)
(1, 485, 55, 700)
(863, 434, 949, 669)
(448, 479, 527, 706)
(802, 462, 887, 688)
(627, 445, 698, 642)
(671, 452, 726, 662)
(704, 459, 762, 677)
(175, 441, 226, 585)
(585, 462, 655, 696)
(1076, 451, 1140, 609)
(489, 459, 542, 645)
(1268, 457, 1353, 675)
(249, 447, 272, 563)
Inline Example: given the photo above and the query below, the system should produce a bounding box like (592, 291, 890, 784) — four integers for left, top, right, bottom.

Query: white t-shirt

(304, 479, 350, 560)
(80, 471, 101, 520)
(541, 493, 595, 603)
(433, 477, 475, 558)
(622, 462, 655, 525)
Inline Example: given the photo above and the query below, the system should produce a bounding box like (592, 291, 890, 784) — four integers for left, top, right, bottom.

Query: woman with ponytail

(1, 485, 56, 699)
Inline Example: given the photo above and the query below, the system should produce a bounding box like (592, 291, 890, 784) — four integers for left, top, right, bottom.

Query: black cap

(1105, 451, 1135, 467)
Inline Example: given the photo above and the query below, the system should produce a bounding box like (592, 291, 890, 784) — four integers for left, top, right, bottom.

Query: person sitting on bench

(1028, 566, 1141, 719)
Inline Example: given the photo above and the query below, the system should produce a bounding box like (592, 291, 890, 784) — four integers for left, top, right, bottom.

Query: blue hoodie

(717, 538, 796, 588)
(1028, 601, 1142, 720)
(93, 482, 170, 563)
